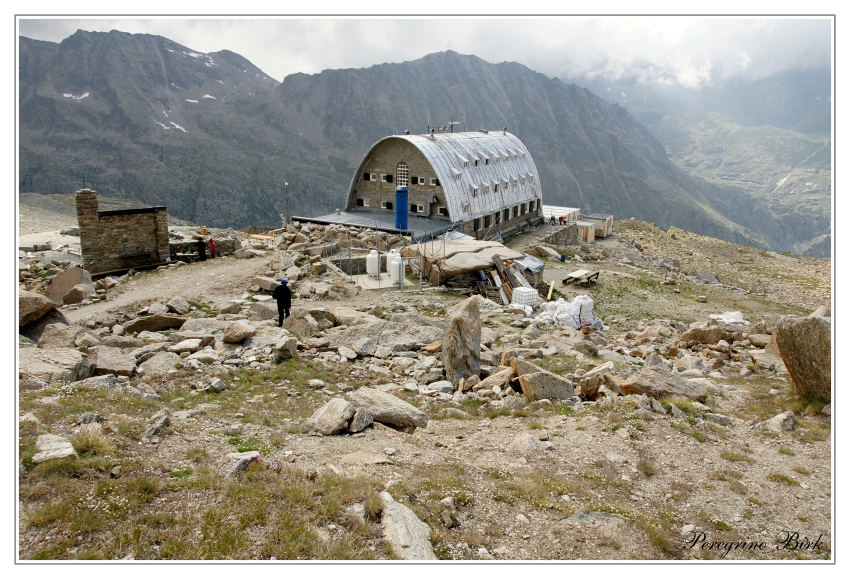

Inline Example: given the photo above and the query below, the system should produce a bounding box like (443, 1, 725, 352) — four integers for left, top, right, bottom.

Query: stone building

(75, 189, 170, 274)
(297, 130, 544, 241)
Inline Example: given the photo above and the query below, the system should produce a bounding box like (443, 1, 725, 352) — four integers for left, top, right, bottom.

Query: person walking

(273, 278, 291, 327)
(209, 237, 217, 259)
(196, 236, 207, 261)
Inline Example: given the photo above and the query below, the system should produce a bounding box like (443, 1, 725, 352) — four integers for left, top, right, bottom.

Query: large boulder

(138, 351, 180, 376)
(774, 316, 831, 401)
(37, 323, 86, 349)
(124, 314, 187, 334)
(45, 267, 92, 304)
(92, 346, 137, 377)
(61, 283, 96, 305)
(472, 367, 515, 392)
(223, 320, 256, 343)
(379, 492, 437, 560)
(347, 387, 428, 429)
(180, 318, 229, 333)
(680, 324, 729, 345)
(100, 335, 145, 349)
(619, 365, 707, 401)
(511, 358, 575, 401)
(19, 347, 84, 384)
(579, 361, 615, 398)
(20, 309, 70, 343)
(248, 302, 278, 321)
(442, 296, 481, 386)
(304, 398, 356, 435)
(19, 290, 57, 326)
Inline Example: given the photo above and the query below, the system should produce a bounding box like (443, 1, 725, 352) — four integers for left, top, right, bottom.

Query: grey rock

(143, 410, 170, 439)
(579, 361, 615, 398)
(167, 331, 216, 347)
(138, 351, 180, 376)
(704, 413, 733, 426)
(147, 302, 170, 316)
(19, 290, 57, 326)
(650, 398, 666, 414)
(124, 314, 187, 334)
(751, 411, 796, 433)
(670, 404, 686, 419)
(775, 316, 831, 401)
(167, 338, 203, 353)
(62, 283, 96, 305)
(305, 397, 356, 435)
(100, 335, 145, 349)
(223, 320, 257, 343)
(347, 408, 374, 433)
(510, 432, 544, 453)
(19, 347, 84, 384)
(620, 365, 708, 401)
(37, 323, 86, 349)
(76, 412, 106, 425)
(511, 358, 574, 401)
(209, 378, 227, 392)
(92, 346, 136, 377)
(428, 380, 456, 394)
(274, 336, 298, 359)
(32, 434, 77, 463)
(166, 296, 191, 315)
(380, 492, 437, 560)
(227, 451, 260, 477)
(442, 296, 481, 386)
(45, 267, 92, 304)
(821, 403, 831, 416)
(347, 387, 428, 429)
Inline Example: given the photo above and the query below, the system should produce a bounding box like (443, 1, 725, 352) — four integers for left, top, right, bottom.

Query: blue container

(395, 186, 409, 231)
(560, 254, 566, 262)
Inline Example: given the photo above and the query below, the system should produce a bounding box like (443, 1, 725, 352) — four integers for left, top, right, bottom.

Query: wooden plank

(493, 255, 520, 289)
(491, 270, 512, 303)
(512, 268, 532, 288)
(546, 280, 555, 301)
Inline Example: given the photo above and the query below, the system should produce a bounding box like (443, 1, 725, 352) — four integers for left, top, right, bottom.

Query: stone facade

(538, 223, 581, 246)
(353, 140, 449, 219)
(75, 189, 170, 274)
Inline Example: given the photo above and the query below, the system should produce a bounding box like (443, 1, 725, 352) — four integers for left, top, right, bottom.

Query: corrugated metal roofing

(348, 131, 543, 223)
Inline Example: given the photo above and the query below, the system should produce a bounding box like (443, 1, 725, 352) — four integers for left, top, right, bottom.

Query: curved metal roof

(348, 131, 542, 223)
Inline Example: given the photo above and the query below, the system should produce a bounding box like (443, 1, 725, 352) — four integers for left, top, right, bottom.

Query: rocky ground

(17, 217, 832, 561)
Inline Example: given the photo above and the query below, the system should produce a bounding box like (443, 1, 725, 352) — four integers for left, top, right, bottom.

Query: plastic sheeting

(708, 311, 750, 326)
(535, 295, 607, 330)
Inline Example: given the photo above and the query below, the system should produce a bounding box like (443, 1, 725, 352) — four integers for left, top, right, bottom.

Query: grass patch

(767, 473, 799, 486)
(791, 466, 810, 475)
(720, 451, 755, 463)
(70, 427, 115, 458)
(637, 460, 656, 477)
(778, 446, 796, 456)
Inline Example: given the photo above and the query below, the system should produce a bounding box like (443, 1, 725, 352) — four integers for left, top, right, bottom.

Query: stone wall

(169, 238, 241, 258)
(461, 206, 544, 240)
(75, 189, 170, 274)
(538, 223, 580, 246)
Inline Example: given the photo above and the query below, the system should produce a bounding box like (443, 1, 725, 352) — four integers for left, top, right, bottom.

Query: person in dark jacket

(273, 278, 291, 326)
(196, 237, 207, 261)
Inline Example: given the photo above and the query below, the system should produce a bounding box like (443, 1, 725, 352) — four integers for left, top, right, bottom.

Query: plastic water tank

(511, 287, 539, 308)
(366, 250, 380, 276)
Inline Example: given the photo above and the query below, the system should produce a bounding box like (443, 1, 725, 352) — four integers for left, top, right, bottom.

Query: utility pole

(284, 181, 290, 225)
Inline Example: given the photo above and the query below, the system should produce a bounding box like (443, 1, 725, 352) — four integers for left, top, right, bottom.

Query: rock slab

(32, 434, 78, 463)
(304, 398, 356, 435)
(619, 365, 708, 401)
(442, 296, 481, 386)
(380, 491, 437, 560)
(347, 387, 428, 429)
(775, 316, 831, 401)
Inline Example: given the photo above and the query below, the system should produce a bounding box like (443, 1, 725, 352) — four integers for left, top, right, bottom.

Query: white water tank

(389, 254, 405, 282)
(366, 250, 380, 276)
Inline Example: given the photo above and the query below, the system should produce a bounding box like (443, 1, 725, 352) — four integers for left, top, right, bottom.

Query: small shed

(586, 213, 614, 238)
(575, 221, 596, 243)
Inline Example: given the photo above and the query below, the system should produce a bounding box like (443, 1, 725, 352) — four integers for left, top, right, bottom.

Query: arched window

(396, 162, 409, 187)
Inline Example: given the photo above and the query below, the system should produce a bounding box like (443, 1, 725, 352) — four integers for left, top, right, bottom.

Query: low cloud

(19, 17, 831, 88)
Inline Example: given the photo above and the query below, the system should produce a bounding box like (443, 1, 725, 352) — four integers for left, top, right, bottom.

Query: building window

(495, 157, 499, 163)
(484, 185, 490, 194)
(410, 204, 418, 213)
(495, 212, 501, 224)
(363, 172, 371, 181)
(529, 200, 536, 211)
(356, 198, 364, 207)
(484, 158, 490, 165)
(494, 184, 499, 193)
(430, 177, 440, 186)
(438, 207, 448, 216)
(463, 161, 469, 168)
(381, 201, 393, 210)
(473, 218, 482, 231)
(410, 176, 418, 185)
(512, 206, 518, 218)
(472, 188, 479, 197)
(455, 173, 462, 181)
(521, 203, 527, 215)
(474, 159, 479, 166)
(396, 162, 409, 187)
(504, 208, 510, 221)
(381, 174, 394, 183)
(484, 215, 492, 228)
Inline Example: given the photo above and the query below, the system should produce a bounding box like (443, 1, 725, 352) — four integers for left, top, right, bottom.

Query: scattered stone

(92, 346, 137, 377)
(379, 491, 437, 560)
(619, 365, 708, 401)
(340, 452, 393, 465)
(704, 413, 733, 426)
(347, 408, 374, 433)
(511, 432, 544, 453)
(19, 290, 57, 326)
(45, 267, 93, 304)
(511, 358, 574, 401)
(143, 409, 170, 439)
(347, 387, 428, 430)
(124, 314, 187, 334)
(751, 411, 796, 433)
(579, 361, 615, 398)
(305, 398, 356, 435)
(223, 320, 257, 343)
(166, 296, 191, 315)
(76, 412, 106, 425)
(227, 451, 260, 477)
(31, 434, 77, 463)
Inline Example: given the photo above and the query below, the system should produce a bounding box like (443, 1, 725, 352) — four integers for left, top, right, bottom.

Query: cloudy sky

(18, 16, 832, 88)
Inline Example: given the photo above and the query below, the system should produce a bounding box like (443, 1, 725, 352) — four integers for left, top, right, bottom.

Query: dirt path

(64, 255, 274, 323)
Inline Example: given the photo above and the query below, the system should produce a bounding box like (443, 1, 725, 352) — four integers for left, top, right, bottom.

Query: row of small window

(472, 200, 537, 231)
(470, 175, 534, 194)
(363, 173, 440, 187)
(354, 198, 448, 216)
(459, 150, 526, 168)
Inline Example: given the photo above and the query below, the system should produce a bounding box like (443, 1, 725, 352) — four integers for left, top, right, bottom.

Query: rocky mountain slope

(649, 113, 831, 257)
(19, 31, 826, 254)
(18, 216, 832, 561)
